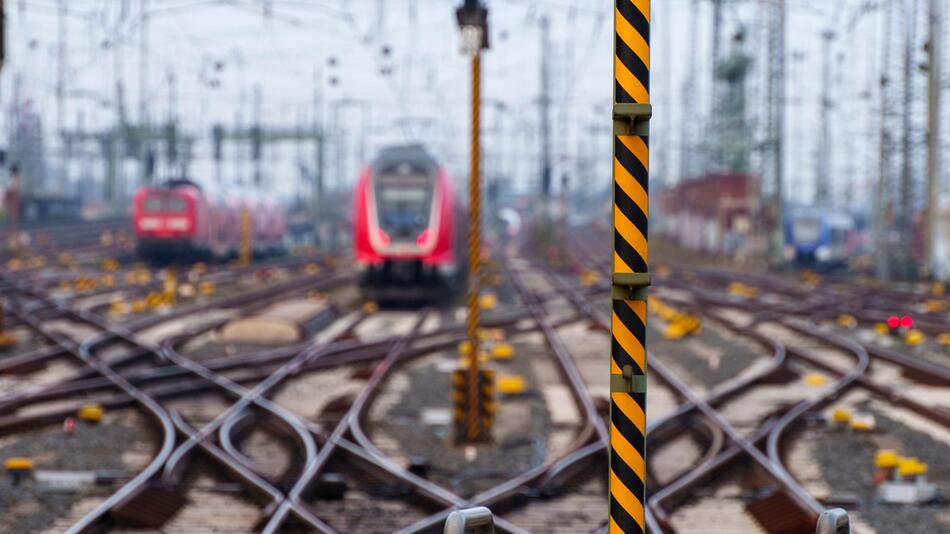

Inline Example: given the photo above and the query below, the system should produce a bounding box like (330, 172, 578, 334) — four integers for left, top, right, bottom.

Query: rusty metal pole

(610, 0, 650, 531)
(239, 209, 252, 266)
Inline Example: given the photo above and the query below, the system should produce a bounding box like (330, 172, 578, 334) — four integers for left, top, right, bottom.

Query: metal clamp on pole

(444, 507, 495, 534)
(610, 364, 647, 394)
(613, 103, 652, 137)
(815, 508, 850, 534)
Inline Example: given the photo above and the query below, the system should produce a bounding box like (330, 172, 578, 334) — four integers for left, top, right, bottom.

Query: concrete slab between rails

(220, 298, 331, 345)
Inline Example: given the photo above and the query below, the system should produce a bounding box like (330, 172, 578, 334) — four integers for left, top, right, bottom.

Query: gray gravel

(374, 344, 552, 498)
(812, 407, 949, 533)
(647, 319, 764, 389)
(0, 413, 147, 533)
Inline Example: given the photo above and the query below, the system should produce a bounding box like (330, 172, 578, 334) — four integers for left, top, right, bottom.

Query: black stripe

(612, 403, 646, 457)
(611, 337, 641, 375)
(615, 81, 634, 104)
(615, 137, 649, 193)
(614, 298, 646, 340)
(614, 229, 647, 273)
(610, 496, 644, 534)
(616, 34, 650, 98)
(611, 449, 645, 502)
(615, 184, 648, 236)
(617, 0, 650, 46)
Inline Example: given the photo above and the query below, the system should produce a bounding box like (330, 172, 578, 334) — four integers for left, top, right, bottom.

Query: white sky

(1, 0, 947, 209)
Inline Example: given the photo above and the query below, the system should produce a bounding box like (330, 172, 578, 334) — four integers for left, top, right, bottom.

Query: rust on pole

(610, 0, 650, 532)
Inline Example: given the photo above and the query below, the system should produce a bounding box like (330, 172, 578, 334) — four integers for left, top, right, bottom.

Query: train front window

(166, 197, 188, 213)
(144, 197, 163, 212)
(375, 175, 433, 241)
(792, 218, 821, 243)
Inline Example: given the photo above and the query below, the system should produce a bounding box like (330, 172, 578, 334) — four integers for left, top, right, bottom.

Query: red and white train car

(352, 145, 465, 300)
(133, 179, 286, 260)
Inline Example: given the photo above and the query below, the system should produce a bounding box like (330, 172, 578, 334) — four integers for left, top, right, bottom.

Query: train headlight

(815, 245, 831, 262)
(783, 245, 795, 261)
(166, 218, 191, 231)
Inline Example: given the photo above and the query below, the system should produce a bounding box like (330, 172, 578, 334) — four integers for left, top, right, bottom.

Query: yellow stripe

(615, 57, 650, 104)
(627, 300, 647, 324)
(611, 422, 646, 479)
(614, 206, 649, 262)
(614, 392, 646, 431)
(615, 156, 649, 219)
(612, 311, 645, 369)
(610, 470, 646, 531)
(614, 251, 632, 274)
(619, 135, 650, 171)
(609, 517, 622, 534)
(615, 7, 650, 69)
(631, 0, 650, 22)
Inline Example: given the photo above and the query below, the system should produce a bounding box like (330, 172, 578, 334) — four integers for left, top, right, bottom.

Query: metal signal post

(610, 1, 650, 532)
(455, 0, 492, 444)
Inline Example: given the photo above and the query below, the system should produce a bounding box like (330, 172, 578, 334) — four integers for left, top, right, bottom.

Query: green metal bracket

(611, 272, 650, 300)
(610, 365, 647, 393)
(612, 103, 652, 136)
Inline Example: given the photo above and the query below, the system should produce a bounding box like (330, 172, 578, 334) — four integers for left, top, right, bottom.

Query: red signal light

(901, 315, 913, 329)
(887, 316, 900, 329)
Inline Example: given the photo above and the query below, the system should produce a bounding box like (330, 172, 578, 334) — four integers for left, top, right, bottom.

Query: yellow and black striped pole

(455, 0, 492, 444)
(610, 1, 650, 532)
(239, 209, 252, 266)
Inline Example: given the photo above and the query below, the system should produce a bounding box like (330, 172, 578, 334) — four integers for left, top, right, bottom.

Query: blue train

(784, 209, 857, 267)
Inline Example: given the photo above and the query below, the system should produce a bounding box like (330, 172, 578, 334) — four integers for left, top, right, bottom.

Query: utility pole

(679, 0, 700, 179)
(709, 0, 724, 171)
(57, 0, 66, 137)
(815, 29, 835, 207)
(876, 4, 895, 280)
(139, 0, 149, 124)
(539, 15, 552, 200)
(768, 0, 786, 265)
(899, 0, 918, 276)
(925, 0, 942, 277)
(454, 0, 492, 445)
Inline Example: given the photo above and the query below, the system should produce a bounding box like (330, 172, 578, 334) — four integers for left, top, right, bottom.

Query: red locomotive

(133, 179, 287, 260)
(352, 145, 465, 300)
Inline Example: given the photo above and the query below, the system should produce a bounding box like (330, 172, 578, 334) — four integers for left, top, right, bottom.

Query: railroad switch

(804, 373, 827, 386)
(305, 263, 320, 275)
(925, 299, 949, 313)
(579, 270, 601, 287)
(904, 329, 925, 346)
(101, 258, 119, 272)
(130, 299, 148, 314)
(478, 293, 497, 310)
(829, 409, 851, 425)
(4, 457, 34, 485)
(836, 314, 858, 330)
(490, 343, 515, 360)
(198, 281, 216, 296)
(931, 282, 945, 296)
(100, 274, 116, 288)
(78, 404, 104, 423)
(727, 282, 759, 298)
(876, 452, 937, 504)
(496, 374, 526, 395)
(109, 297, 129, 317)
(362, 301, 379, 314)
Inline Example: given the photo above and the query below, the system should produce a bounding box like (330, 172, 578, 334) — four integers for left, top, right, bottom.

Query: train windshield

(142, 193, 188, 213)
(792, 217, 822, 242)
(374, 173, 433, 241)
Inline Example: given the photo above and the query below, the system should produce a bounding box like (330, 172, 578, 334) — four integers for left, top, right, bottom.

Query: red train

(133, 179, 287, 260)
(352, 145, 465, 300)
